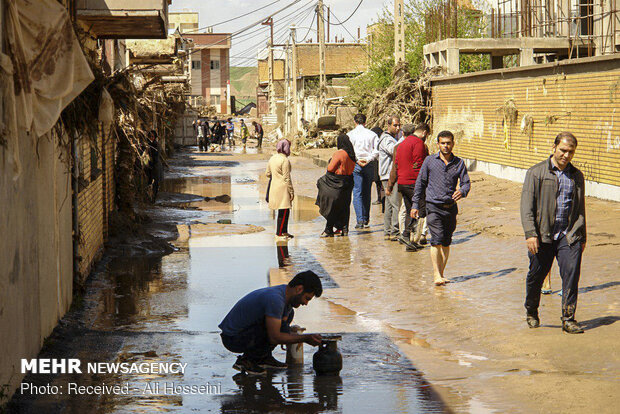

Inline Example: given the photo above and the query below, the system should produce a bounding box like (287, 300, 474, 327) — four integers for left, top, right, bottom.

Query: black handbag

(266, 178, 272, 202)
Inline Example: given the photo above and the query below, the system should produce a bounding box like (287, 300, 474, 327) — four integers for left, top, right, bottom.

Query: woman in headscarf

(315, 134, 357, 237)
(266, 139, 295, 238)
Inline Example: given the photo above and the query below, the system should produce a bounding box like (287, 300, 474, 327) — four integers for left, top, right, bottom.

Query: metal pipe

(71, 134, 80, 286)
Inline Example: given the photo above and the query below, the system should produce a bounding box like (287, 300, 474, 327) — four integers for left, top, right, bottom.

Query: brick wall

(431, 56, 620, 196)
(76, 129, 115, 278)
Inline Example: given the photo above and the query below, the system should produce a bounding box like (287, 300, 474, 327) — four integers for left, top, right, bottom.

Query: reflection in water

(277, 241, 290, 267)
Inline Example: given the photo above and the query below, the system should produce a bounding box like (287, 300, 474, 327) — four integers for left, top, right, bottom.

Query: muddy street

(10, 147, 619, 413)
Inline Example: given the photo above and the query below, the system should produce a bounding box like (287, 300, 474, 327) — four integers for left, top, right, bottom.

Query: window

(191, 60, 200, 70)
(210, 95, 220, 105)
(210, 60, 220, 70)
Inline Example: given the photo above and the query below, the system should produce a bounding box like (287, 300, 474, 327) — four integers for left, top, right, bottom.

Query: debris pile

(365, 62, 441, 128)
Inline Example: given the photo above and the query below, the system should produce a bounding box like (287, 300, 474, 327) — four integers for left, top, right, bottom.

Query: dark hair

(354, 113, 366, 125)
(387, 116, 400, 126)
(415, 123, 430, 134)
(370, 126, 383, 137)
(402, 124, 415, 136)
(437, 130, 454, 141)
(554, 132, 578, 147)
(288, 270, 323, 297)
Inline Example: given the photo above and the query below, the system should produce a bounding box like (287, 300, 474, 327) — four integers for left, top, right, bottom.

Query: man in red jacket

(390, 123, 430, 251)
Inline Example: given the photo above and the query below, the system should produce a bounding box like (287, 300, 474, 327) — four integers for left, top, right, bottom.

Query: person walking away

(378, 116, 401, 241)
(370, 126, 384, 206)
(520, 132, 586, 334)
(266, 139, 295, 239)
(240, 119, 250, 148)
(146, 130, 161, 202)
(219, 271, 323, 375)
(253, 121, 264, 149)
(411, 130, 470, 285)
(347, 113, 379, 229)
(316, 134, 357, 237)
(393, 123, 430, 251)
(226, 118, 235, 148)
(196, 119, 205, 151)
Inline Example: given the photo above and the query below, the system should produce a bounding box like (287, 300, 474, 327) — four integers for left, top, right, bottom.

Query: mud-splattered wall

(431, 56, 620, 200)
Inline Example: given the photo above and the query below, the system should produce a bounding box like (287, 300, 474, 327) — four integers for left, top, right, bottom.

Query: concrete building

(257, 43, 368, 127)
(168, 11, 199, 33)
(183, 32, 232, 114)
(423, 0, 620, 75)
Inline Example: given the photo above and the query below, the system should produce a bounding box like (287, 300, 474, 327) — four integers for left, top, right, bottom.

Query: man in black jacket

(520, 132, 586, 334)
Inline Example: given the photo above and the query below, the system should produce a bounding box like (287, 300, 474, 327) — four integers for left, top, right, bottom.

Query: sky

(169, 0, 392, 67)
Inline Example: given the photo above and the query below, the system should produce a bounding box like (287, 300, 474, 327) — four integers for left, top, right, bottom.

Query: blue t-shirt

(219, 285, 289, 336)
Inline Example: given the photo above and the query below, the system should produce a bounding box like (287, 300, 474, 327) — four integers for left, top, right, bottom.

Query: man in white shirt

(347, 113, 379, 229)
(378, 116, 401, 240)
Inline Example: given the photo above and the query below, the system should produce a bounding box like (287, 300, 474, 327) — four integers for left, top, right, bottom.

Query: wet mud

(10, 147, 619, 413)
(9, 148, 451, 413)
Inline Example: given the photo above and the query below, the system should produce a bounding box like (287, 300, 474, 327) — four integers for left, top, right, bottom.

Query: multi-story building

(169, 12, 231, 113)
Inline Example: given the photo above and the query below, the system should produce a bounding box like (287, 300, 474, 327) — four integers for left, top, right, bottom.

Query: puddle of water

(12, 156, 452, 413)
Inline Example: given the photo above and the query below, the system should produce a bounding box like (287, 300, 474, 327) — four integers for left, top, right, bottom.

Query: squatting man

(219, 271, 323, 375)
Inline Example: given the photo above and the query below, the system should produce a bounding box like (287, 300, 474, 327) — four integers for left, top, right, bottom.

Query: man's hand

(526, 237, 539, 254)
(385, 187, 391, 196)
(410, 209, 419, 219)
(357, 159, 368, 167)
(452, 190, 463, 201)
(581, 241, 586, 253)
(304, 334, 322, 346)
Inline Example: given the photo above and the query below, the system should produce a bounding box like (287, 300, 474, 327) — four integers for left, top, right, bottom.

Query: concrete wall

(431, 55, 620, 201)
(0, 132, 73, 397)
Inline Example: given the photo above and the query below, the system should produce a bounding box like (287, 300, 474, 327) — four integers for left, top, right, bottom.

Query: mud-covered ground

(9, 144, 619, 413)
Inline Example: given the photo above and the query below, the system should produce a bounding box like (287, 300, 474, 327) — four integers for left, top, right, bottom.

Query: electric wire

(328, 0, 364, 25)
(185, 0, 283, 31)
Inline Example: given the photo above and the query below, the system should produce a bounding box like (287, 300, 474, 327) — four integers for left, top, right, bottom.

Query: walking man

(347, 113, 379, 229)
(252, 121, 264, 148)
(219, 271, 323, 375)
(226, 118, 235, 148)
(196, 119, 205, 151)
(392, 123, 430, 251)
(520, 132, 586, 334)
(378, 116, 401, 240)
(411, 130, 470, 285)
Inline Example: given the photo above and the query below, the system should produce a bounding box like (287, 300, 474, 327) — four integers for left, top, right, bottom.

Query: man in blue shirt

(411, 130, 470, 286)
(219, 271, 323, 375)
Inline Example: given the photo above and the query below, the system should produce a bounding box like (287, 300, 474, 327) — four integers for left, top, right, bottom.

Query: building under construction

(424, 0, 620, 73)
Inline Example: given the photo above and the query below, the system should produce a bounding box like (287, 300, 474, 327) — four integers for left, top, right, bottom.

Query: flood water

(10, 152, 449, 413)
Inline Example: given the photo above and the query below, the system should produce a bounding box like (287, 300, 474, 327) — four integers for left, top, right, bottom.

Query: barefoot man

(411, 131, 470, 285)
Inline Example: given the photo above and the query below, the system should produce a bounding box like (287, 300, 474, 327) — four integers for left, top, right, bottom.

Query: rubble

(365, 62, 441, 128)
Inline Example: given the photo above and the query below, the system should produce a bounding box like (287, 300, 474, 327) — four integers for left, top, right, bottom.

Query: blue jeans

(220, 311, 294, 361)
(352, 163, 374, 224)
(525, 234, 582, 321)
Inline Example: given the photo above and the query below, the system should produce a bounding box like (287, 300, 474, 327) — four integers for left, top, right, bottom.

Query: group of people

(195, 118, 263, 151)
(220, 114, 588, 377)
(314, 113, 470, 286)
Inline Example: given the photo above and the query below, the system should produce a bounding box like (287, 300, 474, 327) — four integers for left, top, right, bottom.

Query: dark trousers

(352, 163, 374, 224)
(257, 134, 263, 148)
(398, 184, 417, 238)
(221, 315, 293, 362)
(525, 234, 583, 321)
(277, 208, 290, 235)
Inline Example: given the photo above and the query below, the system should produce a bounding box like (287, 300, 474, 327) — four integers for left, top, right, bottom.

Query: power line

(183, 0, 287, 34)
(328, 0, 364, 26)
(230, 3, 316, 62)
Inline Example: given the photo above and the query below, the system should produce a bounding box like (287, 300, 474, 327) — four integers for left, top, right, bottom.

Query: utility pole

(262, 18, 276, 115)
(394, 0, 405, 64)
(317, 0, 326, 117)
(327, 6, 330, 42)
(284, 39, 290, 134)
(291, 25, 298, 135)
